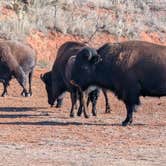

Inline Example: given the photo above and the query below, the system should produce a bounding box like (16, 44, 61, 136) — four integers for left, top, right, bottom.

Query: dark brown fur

(72, 40, 166, 126)
(41, 41, 111, 117)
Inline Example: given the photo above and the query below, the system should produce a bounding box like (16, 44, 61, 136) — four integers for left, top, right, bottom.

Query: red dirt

(27, 31, 84, 63)
(0, 71, 165, 165)
(27, 31, 166, 64)
(0, 7, 17, 20)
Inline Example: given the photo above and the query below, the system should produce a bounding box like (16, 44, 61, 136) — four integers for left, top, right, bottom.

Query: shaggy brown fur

(71, 40, 166, 126)
(0, 40, 36, 97)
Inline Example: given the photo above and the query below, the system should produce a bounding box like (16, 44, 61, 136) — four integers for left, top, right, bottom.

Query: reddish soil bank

(27, 31, 166, 64)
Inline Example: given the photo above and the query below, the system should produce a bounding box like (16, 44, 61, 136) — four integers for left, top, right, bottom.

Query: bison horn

(84, 47, 93, 61)
(85, 47, 101, 63)
(88, 51, 93, 61)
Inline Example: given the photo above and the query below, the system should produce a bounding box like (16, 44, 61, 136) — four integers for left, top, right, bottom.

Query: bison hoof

(77, 112, 81, 117)
(70, 113, 74, 118)
(27, 93, 31, 97)
(122, 119, 133, 126)
(1, 92, 7, 97)
(92, 111, 97, 116)
(21, 92, 31, 97)
(55, 103, 62, 108)
(84, 114, 89, 119)
(105, 107, 111, 113)
(29, 92, 32, 96)
(55, 105, 61, 108)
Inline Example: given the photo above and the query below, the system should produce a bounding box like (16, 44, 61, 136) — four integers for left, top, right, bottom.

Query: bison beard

(71, 40, 166, 126)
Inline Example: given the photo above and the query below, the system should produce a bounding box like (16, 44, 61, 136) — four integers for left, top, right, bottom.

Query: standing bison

(0, 40, 36, 97)
(71, 41, 166, 126)
(40, 41, 111, 117)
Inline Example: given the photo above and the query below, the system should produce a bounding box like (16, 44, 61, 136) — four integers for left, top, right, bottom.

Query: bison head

(71, 47, 101, 90)
(40, 71, 55, 106)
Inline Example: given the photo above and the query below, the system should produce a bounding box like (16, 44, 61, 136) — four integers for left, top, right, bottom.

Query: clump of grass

(0, 0, 165, 40)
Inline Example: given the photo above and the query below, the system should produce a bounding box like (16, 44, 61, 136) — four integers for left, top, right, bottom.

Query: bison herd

(0, 39, 166, 126)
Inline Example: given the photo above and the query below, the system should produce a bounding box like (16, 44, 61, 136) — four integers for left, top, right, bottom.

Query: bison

(0, 40, 36, 97)
(40, 41, 111, 117)
(71, 40, 166, 126)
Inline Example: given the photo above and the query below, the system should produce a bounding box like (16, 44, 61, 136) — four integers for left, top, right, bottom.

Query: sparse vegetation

(0, 0, 165, 41)
(37, 59, 49, 69)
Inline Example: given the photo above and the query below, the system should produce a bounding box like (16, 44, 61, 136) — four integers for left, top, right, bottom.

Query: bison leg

(74, 101, 78, 110)
(28, 70, 34, 96)
(80, 92, 89, 118)
(86, 96, 91, 107)
(77, 106, 82, 116)
(89, 89, 100, 116)
(21, 74, 29, 97)
(78, 89, 99, 116)
(77, 106, 83, 117)
(1, 82, 9, 97)
(55, 98, 63, 108)
(70, 90, 77, 118)
(55, 92, 66, 108)
(77, 91, 89, 118)
(14, 66, 29, 97)
(76, 90, 83, 116)
(122, 104, 134, 126)
(74, 90, 79, 110)
(102, 89, 111, 113)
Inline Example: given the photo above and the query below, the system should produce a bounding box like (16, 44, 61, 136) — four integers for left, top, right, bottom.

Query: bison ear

(69, 55, 76, 62)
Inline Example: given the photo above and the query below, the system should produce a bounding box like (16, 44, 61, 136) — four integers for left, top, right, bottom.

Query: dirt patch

(0, 71, 165, 165)
(27, 31, 166, 66)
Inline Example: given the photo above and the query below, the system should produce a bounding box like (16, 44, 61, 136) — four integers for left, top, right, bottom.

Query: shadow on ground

(0, 120, 147, 127)
(0, 107, 48, 112)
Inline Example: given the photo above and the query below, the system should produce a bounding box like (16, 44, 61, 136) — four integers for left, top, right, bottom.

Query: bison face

(71, 47, 101, 90)
(40, 71, 55, 106)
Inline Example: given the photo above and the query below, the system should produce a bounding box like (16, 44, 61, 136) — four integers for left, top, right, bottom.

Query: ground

(0, 71, 165, 166)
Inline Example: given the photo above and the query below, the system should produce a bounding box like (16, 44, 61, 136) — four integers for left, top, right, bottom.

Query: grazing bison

(40, 41, 111, 117)
(0, 40, 36, 97)
(71, 40, 166, 126)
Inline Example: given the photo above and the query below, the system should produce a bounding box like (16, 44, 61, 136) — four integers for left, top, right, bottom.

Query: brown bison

(71, 40, 166, 126)
(40, 41, 111, 117)
(0, 40, 36, 97)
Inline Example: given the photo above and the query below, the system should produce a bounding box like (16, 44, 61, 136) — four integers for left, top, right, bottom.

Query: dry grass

(0, 0, 165, 41)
